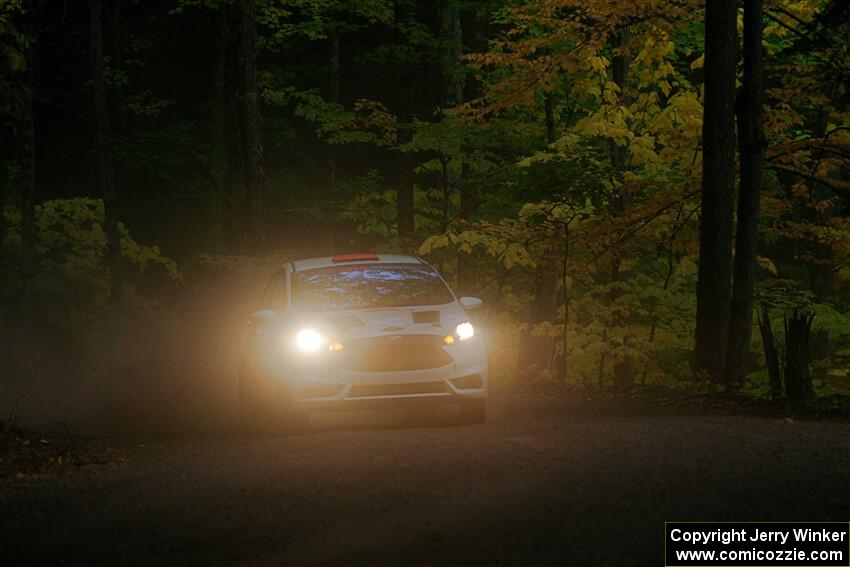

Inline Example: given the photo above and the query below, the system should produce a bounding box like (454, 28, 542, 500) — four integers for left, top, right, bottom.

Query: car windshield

(291, 263, 454, 311)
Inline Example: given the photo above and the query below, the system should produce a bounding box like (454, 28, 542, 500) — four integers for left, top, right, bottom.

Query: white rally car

(239, 253, 488, 429)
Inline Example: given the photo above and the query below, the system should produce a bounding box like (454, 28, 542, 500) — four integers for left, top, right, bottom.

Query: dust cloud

(0, 266, 266, 436)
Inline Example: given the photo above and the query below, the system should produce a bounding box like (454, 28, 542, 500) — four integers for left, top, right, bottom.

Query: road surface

(2, 394, 849, 566)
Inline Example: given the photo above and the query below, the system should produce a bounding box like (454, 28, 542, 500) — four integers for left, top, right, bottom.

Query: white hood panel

(323, 304, 468, 341)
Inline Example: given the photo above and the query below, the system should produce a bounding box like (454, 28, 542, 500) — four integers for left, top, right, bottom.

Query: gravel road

(2, 394, 849, 566)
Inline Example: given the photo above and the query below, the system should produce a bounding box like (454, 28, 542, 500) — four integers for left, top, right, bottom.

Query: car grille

(349, 381, 448, 398)
(343, 334, 452, 372)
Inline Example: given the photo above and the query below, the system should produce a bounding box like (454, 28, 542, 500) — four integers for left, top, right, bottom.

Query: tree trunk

(327, 27, 339, 194)
(456, 8, 485, 294)
(694, 0, 737, 382)
(219, 0, 265, 253)
(108, 0, 128, 212)
(456, 162, 476, 294)
(212, 6, 228, 247)
(0, 162, 6, 261)
(609, 27, 630, 176)
(516, 250, 558, 372)
(726, 0, 766, 386)
(517, 91, 560, 374)
(610, 28, 634, 391)
(757, 306, 782, 399)
(396, 134, 414, 236)
(238, 0, 264, 253)
(19, 0, 38, 322)
(440, 0, 464, 108)
(784, 310, 814, 403)
(557, 221, 570, 380)
(544, 93, 556, 147)
(323, 27, 340, 254)
(394, 0, 414, 236)
(90, 0, 123, 307)
(396, 132, 414, 235)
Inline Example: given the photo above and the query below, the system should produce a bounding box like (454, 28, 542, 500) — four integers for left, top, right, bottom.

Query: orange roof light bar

(331, 253, 379, 263)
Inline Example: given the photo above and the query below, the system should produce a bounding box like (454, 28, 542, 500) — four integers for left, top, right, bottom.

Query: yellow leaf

(690, 54, 704, 70)
(756, 256, 778, 276)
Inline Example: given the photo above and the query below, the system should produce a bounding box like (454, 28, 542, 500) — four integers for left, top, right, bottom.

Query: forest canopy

(1, 0, 849, 401)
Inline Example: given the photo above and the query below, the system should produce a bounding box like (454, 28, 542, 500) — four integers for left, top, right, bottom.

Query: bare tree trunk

(440, 0, 464, 108)
(597, 328, 608, 387)
(609, 28, 634, 391)
(455, 8, 485, 294)
(221, 4, 243, 251)
(90, 0, 123, 307)
(222, 40, 242, 252)
(220, 0, 265, 252)
(396, 135, 414, 234)
(757, 306, 782, 399)
(212, 6, 228, 248)
(108, 0, 128, 210)
(238, 0, 264, 253)
(0, 162, 6, 260)
(327, 27, 339, 194)
(19, 0, 38, 322)
(694, 0, 737, 382)
(456, 162, 476, 294)
(439, 0, 469, 288)
(516, 249, 558, 372)
(726, 0, 766, 386)
(517, 92, 559, 374)
(544, 93, 556, 145)
(396, 134, 414, 236)
(557, 221, 570, 380)
(323, 27, 340, 254)
(609, 28, 630, 175)
(394, 0, 414, 236)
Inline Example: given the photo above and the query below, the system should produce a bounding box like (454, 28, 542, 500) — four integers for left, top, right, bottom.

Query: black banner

(665, 522, 850, 566)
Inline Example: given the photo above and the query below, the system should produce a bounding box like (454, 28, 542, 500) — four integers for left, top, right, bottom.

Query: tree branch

(767, 162, 850, 200)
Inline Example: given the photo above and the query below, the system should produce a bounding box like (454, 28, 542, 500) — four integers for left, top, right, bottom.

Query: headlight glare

(455, 321, 475, 341)
(295, 329, 323, 352)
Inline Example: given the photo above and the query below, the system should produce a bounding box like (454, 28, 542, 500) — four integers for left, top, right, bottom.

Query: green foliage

(2, 0, 849, 399)
(257, 0, 394, 43)
(1, 199, 182, 330)
(0, 0, 29, 124)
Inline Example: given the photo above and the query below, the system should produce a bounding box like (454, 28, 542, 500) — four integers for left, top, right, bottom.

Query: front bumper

(261, 336, 488, 408)
(296, 370, 487, 408)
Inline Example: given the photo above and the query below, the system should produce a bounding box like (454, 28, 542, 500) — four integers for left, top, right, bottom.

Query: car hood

(314, 303, 469, 341)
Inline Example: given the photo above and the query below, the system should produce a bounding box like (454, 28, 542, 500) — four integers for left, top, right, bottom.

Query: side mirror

(249, 309, 277, 326)
(458, 296, 483, 311)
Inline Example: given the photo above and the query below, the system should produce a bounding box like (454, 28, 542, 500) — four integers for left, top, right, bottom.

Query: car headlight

(444, 321, 475, 344)
(456, 321, 475, 340)
(295, 329, 323, 352)
(293, 328, 344, 353)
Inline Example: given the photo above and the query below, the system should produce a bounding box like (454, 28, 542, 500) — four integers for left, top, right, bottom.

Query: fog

(0, 266, 266, 436)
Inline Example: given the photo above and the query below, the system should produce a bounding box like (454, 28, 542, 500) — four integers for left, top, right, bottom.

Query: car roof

(290, 254, 425, 272)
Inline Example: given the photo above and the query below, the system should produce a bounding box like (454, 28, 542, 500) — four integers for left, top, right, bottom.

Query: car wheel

(459, 398, 486, 425)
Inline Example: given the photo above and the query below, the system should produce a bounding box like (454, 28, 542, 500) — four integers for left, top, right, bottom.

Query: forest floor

(1, 390, 850, 566)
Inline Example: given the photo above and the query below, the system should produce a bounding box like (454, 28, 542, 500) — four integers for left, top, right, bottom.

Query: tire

(459, 398, 486, 425)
